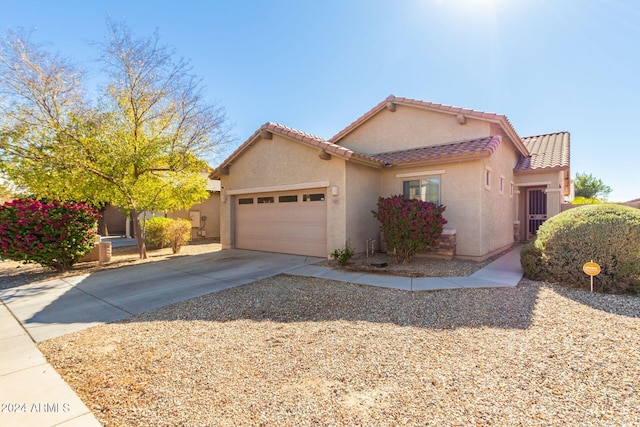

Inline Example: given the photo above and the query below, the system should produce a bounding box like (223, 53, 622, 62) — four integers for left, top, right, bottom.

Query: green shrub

(167, 219, 191, 254)
(372, 195, 447, 264)
(0, 199, 99, 272)
(520, 242, 545, 281)
(521, 204, 640, 294)
(143, 217, 173, 249)
(331, 240, 354, 266)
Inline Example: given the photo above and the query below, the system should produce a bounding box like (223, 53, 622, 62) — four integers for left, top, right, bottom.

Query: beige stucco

(169, 193, 220, 240)
(380, 160, 487, 257)
(344, 162, 381, 253)
(514, 169, 567, 241)
(219, 133, 347, 257)
(338, 104, 491, 154)
(479, 135, 520, 256)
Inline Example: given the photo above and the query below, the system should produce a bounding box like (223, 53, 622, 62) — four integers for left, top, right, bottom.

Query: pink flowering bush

(372, 195, 447, 264)
(0, 199, 100, 272)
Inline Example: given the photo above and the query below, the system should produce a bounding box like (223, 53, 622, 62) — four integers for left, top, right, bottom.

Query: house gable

(334, 103, 492, 155)
(331, 95, 529, 157)
(212, 122, 381, 179)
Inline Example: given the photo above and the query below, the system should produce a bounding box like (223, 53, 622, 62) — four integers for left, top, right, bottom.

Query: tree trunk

(130, 209, 148, 259)
(97, 204, 109, 236)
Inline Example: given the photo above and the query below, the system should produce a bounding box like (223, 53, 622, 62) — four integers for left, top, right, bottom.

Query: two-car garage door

(234, 189, 327, 257)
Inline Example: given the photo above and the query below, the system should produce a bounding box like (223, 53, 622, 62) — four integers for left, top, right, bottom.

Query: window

(238, 198, 253, 205)
(278, 195, 298, 203)
(499, 175, 505, 195)
(257, 196, 274, 204)
(403, 177, 440, 205)
(303, 193, 325, 202)
(510, 182, 514, 198)
(485, 167, 492, 190)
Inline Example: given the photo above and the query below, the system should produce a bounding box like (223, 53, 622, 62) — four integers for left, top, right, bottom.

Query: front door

(527, 188, 547, 240)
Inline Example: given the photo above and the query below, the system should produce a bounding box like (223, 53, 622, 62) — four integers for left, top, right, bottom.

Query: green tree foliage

(520, 204, 640, 294)
(573, 172, 612, 201)
(372, 195, 447, 264)
(0, 180, 12, 204)
(571, 196, 602, 205)
(0, 23, 230, 259)
(0, 199, 99, 272)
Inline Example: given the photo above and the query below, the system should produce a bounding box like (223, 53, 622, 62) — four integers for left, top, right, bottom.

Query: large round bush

(521, 204, 640, 294)
(143, 217, 173, 249)
(0, 199, 99, 272)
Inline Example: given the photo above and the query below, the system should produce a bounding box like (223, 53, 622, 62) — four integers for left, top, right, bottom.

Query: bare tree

(0, 23, 231, 259)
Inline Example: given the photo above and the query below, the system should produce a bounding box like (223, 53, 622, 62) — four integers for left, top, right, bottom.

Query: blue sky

(2, 0, 639, 201)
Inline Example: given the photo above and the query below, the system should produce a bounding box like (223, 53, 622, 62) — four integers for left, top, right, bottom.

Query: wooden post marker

(583, 261, 601, 292)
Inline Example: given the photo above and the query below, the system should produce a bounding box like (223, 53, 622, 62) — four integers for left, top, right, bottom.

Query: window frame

(485, 166, 492, 190)
(402, 176, 441, 205)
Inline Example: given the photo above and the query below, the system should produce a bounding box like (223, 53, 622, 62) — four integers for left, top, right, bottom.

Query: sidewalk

(0, 303, 101, 426)
(287, 245, 524, 290)
(0, 245, 523, 426)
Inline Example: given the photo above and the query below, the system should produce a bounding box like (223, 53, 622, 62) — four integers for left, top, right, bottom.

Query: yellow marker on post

(583, 261, 601, 292)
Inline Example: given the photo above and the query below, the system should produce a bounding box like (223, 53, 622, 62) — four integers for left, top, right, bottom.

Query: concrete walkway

(0, 245, 523, 426)
(288, 245, 524, 291)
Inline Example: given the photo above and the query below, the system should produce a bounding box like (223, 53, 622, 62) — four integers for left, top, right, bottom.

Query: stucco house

(212, 95, 570, 260)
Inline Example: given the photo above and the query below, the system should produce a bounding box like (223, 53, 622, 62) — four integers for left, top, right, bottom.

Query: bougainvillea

(372, 195, 447, 264)
(0, 199, 100, 272)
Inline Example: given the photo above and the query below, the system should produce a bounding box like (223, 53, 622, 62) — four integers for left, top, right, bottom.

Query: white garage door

(235, 189, 327, 257)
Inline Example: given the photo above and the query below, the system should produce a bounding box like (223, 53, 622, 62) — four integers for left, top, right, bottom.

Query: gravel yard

(39, 275, 640, 426)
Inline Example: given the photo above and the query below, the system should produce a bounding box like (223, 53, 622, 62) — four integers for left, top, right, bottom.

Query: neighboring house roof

(371, 136, 502, 167)
(212, 122, 382, 177)
(515, 132, 570, 172)
(329, 95, 529, 156)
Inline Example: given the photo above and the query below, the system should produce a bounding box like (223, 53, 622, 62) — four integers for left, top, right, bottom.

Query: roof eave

(383, 151, 492, 169)
(514, 165, 569, 175)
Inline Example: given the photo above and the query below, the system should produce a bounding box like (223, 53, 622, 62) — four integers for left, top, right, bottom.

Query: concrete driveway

(0, 249, 323, 343)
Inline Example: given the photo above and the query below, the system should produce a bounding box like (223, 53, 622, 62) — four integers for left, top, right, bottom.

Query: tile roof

(515, 132, 570, 171)
(371, 136, 502, 166)
(329, 95, 528, 156)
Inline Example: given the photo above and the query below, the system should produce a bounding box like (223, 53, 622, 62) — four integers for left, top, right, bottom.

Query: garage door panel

(235, 189, 326, 257)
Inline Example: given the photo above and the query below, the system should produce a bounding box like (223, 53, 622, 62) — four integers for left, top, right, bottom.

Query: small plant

(167, 219, 191, 254)
(0, 199, 100, 272)
(331, 240, 354, 266)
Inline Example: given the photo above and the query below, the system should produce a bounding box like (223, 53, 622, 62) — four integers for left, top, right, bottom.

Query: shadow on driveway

(0, 250, 322, 342)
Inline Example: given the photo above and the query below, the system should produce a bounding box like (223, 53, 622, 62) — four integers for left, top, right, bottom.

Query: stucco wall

(379, 160, 487, 257)
(344, 162, 381, 253)
(219, 134, 347, 256)
(338, 105, 491, 154)
(479, 136, 519, 256)
(169, 193, 220, 240)
(514, 170, 566, 241)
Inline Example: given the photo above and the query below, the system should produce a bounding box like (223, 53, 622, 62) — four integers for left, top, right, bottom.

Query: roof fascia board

(383, 151, 491, 169)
